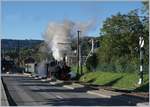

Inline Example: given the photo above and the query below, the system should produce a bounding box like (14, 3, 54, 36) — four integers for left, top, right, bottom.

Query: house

(24, 57, 35, 74)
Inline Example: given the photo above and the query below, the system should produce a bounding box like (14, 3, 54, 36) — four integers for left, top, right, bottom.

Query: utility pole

(138, 36, 144, 85)
(79, 45, 83, 75)
(17, 40, 20, 67)
(84, 39, 95, 65)
(91, 39, 94, 53)
(3, 48, 5, 59)
(77, 30, 80, 78)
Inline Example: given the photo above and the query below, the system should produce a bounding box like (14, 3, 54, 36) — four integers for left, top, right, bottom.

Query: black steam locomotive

(45, 59, 71, 80)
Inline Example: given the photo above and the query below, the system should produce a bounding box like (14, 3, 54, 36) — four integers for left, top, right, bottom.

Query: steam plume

(37, 60, 47, 77)
(43, 19, 95, 61)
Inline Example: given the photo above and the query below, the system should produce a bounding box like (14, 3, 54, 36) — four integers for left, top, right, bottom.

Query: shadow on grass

(103, 76, 123, 86)
(87, 78, 97, 83)
(134, 82, 149, 92)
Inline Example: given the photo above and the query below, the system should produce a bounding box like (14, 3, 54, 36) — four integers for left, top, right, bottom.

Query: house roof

(24, 57, 35, 63)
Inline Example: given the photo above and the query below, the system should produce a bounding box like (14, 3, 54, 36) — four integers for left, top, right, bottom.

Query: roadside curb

(1, 78, 17, 106)
(72, 83, 84, 87)
(63, 85, 75, 89)
(23, 73, 31, 76)
(41, 79, 47, 82)
(123, 93, 149, 102)
(137, 102, 149, 107)
(49, 80, 64, 85)
(41, 78, 52, 82)
(1, 80, 9, 106)
(63, 83, 84, 90)
(87, 91, 111, 98)
(34, 77, 39, 79)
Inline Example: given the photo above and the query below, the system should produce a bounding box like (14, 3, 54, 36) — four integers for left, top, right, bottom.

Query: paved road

(2, 74, 142, 106)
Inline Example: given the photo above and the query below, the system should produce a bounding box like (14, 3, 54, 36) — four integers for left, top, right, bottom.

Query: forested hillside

(1, 39, 43, 50)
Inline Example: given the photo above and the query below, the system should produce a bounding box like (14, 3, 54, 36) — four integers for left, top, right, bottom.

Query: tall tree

(98, 10, 148, 72)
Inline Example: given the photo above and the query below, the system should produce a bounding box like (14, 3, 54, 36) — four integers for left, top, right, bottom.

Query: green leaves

(97, 9, 148, 73)
(86, 53, 98, 72)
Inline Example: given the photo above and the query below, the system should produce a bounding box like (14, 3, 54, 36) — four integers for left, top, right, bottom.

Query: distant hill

(1, 37, 99, 51)
(1, 39, 44, 50)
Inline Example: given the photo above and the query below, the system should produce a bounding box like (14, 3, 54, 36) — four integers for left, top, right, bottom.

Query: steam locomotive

(34, 57, 72, 80)
(46, 59, 71, 80)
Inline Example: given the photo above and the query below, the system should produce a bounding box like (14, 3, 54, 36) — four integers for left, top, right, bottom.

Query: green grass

(71, 65, 89, 74)
(79, 71, 149, 91)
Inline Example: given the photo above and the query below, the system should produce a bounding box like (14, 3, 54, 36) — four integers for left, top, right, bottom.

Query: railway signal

(138, 36, 144, 85)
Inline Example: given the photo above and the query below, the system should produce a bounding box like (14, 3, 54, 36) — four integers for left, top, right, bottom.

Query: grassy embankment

(71, 65, 149, 92)
(79, 71, 149, 92)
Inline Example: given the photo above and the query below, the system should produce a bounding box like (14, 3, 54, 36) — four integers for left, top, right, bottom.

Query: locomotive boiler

(46, 60, 70, 80)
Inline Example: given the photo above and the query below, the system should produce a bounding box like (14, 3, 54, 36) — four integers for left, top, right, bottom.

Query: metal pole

(91, 39, 94, 53)
(18, 40, 20, 67)
(84, 39, 95, 65)
(3, 48, 5, 59)
(138, 36, 144, 85)
(77, 30, 80, 78)
(80, 45, 83, 75)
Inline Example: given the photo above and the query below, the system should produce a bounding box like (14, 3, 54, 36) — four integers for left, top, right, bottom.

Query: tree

(32, 43, 53, 62)
(97, 10, 148, 72)
(142, 1, 149, 15)
(86, 53, 98, 72)
(141, 1, 149, 71)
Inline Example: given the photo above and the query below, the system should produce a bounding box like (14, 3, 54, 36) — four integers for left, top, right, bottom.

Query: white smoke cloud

(43, 19, 95, 61)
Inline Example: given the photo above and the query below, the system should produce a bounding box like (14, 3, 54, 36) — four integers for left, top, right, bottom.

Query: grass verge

(79, 71, 149, 91)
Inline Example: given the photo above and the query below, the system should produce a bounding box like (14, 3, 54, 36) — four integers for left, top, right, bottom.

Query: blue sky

(2, 1, 143, 40)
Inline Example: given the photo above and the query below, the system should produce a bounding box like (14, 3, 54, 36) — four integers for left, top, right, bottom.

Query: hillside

(1, 39, 44, 50)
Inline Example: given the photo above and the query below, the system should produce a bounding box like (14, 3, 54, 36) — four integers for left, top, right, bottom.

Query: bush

(86, 53, 98, 72)
(96, 56, 141, 73)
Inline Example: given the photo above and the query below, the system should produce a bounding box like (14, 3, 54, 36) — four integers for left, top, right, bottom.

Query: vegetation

(71, 65, 89, 74)
(70, 36, 96, 56)
(80, 71, 149, 91)
(1, 39, 43, 63)
(1, 39, 43, 49)
(78, 2, 149, 91)
(2, 2, 148, 90)
(95, 6, 149, 73)
(79, 2, 149, 74)
(86, 53, 98, 72)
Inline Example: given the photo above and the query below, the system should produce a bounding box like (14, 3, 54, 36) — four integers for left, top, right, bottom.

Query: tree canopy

(97, 9, 149, 73)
